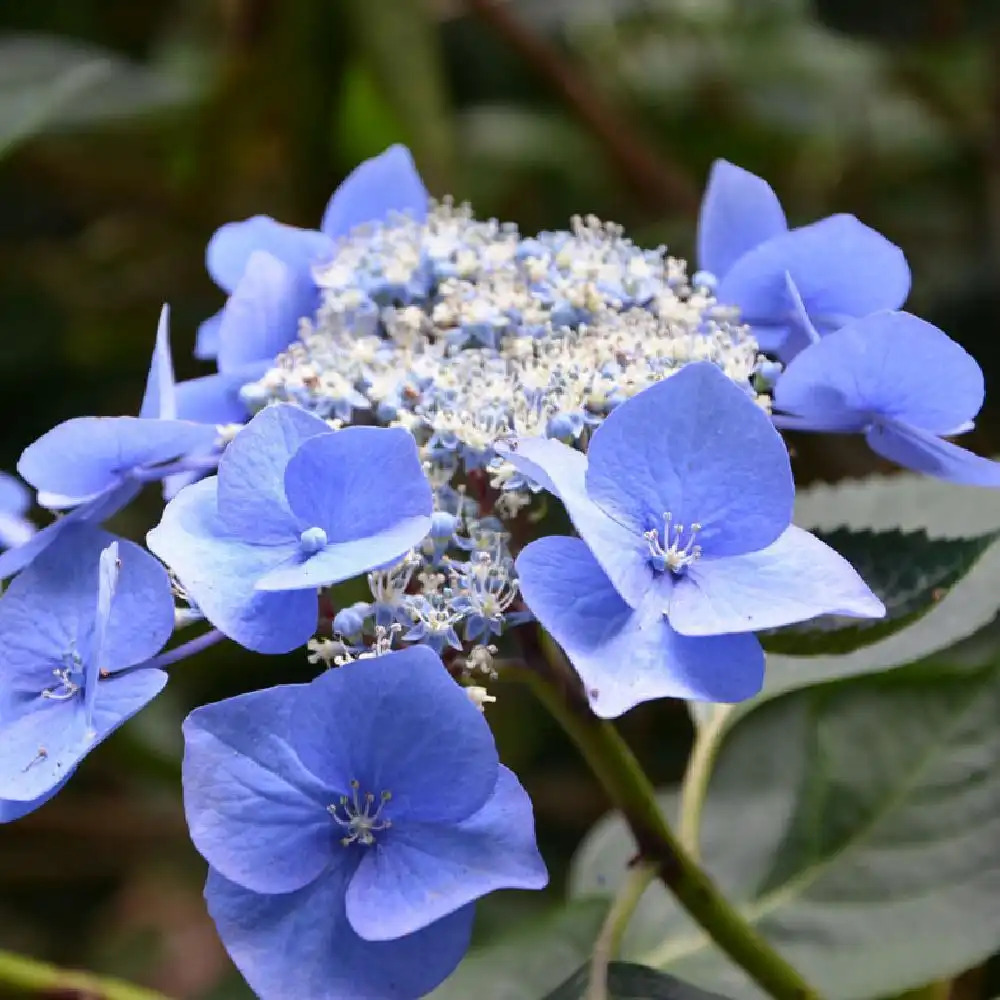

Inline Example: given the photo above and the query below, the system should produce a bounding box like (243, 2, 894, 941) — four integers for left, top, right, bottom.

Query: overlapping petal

(697, 159, 787, 279)
(183, 683, 342, 894)
(866, 420, 1000, 487)
(669, 525, 886, 636)
(290, 648, 499, 823)
(516, 536, 764, 717)
(346, 766, 547, 941)
(206, 868, 473, 1000)
(585, 363, 794, 557)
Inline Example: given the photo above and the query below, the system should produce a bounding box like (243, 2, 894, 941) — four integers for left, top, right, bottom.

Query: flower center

(328, 779, 392, 847)
(299, 526, 328, 554)
(41, 651, 85, 702)
(644, 513, 702, 575)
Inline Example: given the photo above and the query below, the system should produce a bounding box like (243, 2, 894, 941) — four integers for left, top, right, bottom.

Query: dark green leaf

(574, 658, 1000, 999)
(430, 900, 608, 1000)
(761, 527, 998, 656)
(545, 962, 735, 1000)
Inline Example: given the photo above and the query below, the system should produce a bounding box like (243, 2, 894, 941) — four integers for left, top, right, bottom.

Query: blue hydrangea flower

(0, 524, 174, 811)
(193, 144, 428, 362)
(505, 362, 884, 717)
(183, 646, 547, 1000)
(773, 310, 1000, 486)
(0, 309, 219, 580)
(148, 403, 433, 654)
(0, 472, 35, 550)
(698, 159, 911, 360)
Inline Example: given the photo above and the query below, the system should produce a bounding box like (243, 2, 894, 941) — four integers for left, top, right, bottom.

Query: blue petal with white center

(184, 648, 545, 999)
(516, 536, 764, 717)
(0, 524, 173, 803)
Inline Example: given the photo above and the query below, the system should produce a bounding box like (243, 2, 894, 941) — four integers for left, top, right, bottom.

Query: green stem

(678, 704, 733, 858)
(586, 862, 657, 1000)
(0, 948, 171, 999)
(506, 637, 822, 1000)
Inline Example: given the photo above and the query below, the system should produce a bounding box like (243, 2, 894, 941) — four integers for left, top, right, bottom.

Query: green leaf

(544, 962, 734, 1000)
(429, 900, 608, 1000)
(575, 659, 1000, 999)
(761, 527, 998, 656)
(0, 32, 198, 157)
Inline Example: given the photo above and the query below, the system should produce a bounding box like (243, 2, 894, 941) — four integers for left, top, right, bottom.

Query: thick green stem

(0, 948, 171, 1000)
(506, 638, 822, 1000)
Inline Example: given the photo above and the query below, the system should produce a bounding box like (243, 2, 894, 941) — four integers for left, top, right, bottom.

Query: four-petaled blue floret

(504, 362, 886, 717)
(183, 646, 547, 1000)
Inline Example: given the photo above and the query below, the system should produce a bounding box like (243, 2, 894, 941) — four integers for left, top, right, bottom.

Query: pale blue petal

(84, 542, 120, 725)
(194, 309, 222, 360)
(254, 523, 432, 592)
(0, 668, 165, 801)
(499, 438, 653, 609)
(18, 416, 216, 502)
(0, 512, 35, 550)
(0, 472, 30, 516)
(586, 363, 793, 557)
(697, 159, 787, 279)
(0, 482, 139, 580)
(216, 403, 329, 545)
(777, 311, 984, 434)
(347, 766, 546, 940)
(147, 478, 317, 653)
(866, 419, 1000, 486)
(669, 525, 885, 636)
(290, 649, 499, 822)
(206, 216, 332, 293)
(183, 683, 341, 893)
(216, 251, 318, 373)
(206, 868, 473, 1000)
(139, 305, 176, 420)
(0, 780, 63, 824)
(284, 426, 432, 541)
(516, 536, 763, 717)
(717, 214, 910, 355)
(321, 145, 429, 238)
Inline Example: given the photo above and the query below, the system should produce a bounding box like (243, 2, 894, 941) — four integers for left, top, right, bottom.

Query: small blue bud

(430, 511, 458, 540)
(333, 603, 368, 639)
(691, 270, 717, 291)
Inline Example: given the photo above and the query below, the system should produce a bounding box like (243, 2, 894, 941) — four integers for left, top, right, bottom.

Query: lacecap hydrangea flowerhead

(0, 143, 998, 1000)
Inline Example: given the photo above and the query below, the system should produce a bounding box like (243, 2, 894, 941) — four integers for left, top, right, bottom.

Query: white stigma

(645, 513, 702, 574)
(328, 779, 392, 847)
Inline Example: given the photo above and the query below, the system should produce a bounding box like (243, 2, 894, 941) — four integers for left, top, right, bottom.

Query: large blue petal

(0, 472, 30, 516)
(147, 478, 316, 653)
(0, 511, 35, 551)
(139, 305, 176, 420)
(0, 668, 165, 802)
(285, 426, 432, 542)
(206, 868, 473, 1000)
(290, 649, 499, 823)
(516, 536, 764, 717)
(217, 403, 329, 545)
(216, 251, 319, 373)
(321, 145, 429, 238)
(498, 438, 653, 609)
(0, 482, 139, 580)
(697, 159, 787, 279)
(18, 416, 216, 502)
(717, 214, 910, 355)
(346, 766, 546, 941)
(669, 525, 885, 636)
(775, 311, 985, 434)
(585, 363, 793, 558)
(206, 215, 332, 294)
(183, 683, 343, 894)
(866, 419, 1000, 486)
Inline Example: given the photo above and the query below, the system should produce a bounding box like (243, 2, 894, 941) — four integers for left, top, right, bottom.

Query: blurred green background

(2, 0, 1000, 996)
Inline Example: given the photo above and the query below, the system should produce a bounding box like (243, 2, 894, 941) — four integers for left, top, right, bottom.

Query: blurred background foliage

(2, 0, 1000, 996)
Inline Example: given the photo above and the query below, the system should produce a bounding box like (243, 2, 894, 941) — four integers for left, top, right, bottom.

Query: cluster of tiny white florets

(243, 199, 766, 700)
